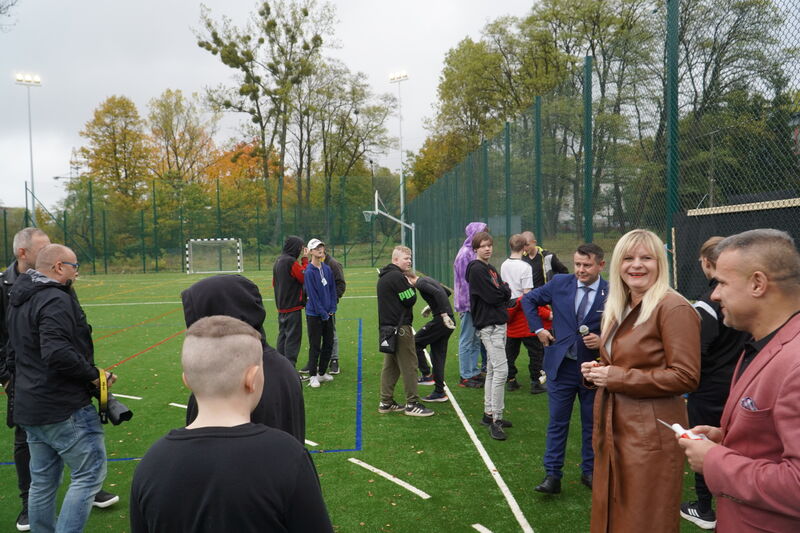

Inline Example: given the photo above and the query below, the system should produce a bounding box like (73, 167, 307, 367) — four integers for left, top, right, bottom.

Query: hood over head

(9, 269, 64, 307)
(281, 236, 304, 259)
(181, 274, 267, 344)
(462, 222, 488, 248)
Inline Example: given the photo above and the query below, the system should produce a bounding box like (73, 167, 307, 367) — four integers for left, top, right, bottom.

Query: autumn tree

(79, 95, 152, 210)
(197, 0, 332, 243)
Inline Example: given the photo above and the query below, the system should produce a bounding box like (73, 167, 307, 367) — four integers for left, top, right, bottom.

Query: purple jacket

(453, 222, 488, 313)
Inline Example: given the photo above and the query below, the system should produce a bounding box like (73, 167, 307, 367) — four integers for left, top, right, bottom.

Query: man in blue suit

(521, 243, 607, 494)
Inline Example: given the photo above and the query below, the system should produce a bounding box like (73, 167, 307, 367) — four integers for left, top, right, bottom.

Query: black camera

(100, 393, 133, 425)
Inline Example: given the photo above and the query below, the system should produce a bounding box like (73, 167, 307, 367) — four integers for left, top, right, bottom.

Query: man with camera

(6, 243, 115, 533)
(1, 229, 117, 531)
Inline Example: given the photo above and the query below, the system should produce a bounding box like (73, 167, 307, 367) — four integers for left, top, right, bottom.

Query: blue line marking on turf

(310, 316, 363, 455)
(2, 318, 368, 464)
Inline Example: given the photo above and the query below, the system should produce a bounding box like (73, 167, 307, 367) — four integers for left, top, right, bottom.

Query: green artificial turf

(0, 268, 707, 532)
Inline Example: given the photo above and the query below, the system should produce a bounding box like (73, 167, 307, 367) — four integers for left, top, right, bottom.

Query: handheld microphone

(579, 325, 589, 336)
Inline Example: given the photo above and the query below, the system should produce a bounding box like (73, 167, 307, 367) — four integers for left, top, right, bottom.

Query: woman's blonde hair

(602, 229, 675, 334)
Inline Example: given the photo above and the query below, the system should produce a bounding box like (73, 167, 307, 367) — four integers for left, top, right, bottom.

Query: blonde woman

(581, 229, 700, 533)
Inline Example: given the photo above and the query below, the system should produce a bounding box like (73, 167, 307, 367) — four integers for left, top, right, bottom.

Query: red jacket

(507, 299, 551, 338)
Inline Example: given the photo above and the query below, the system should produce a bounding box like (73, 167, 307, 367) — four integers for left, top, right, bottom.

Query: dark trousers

(306, 315, 334, 376)
(687, 388, 727, 508)
(415, 315, 454, 394)
(277, 309, 303, 366)
(15, 425, 31, 505)
(544, 357, 596, 478)
(506, 335, 543, 382)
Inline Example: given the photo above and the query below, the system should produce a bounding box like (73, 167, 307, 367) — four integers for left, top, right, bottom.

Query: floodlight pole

(365, 190, 417, 271)
(389, 71, 408, 246)
(16, 73, 42, 226)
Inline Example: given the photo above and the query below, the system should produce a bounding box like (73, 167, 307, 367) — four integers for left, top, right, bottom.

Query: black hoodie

(416, 276, 453, 317)
(466, 259, 511, 329)
(181, 274, 305, 443)
(272, 236, 308, 313)
(377, 263, 416, 327)
(7, 270, 98, 426)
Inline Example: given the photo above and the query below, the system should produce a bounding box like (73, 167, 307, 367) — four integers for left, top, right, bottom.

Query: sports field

(0, 268, 705, 532)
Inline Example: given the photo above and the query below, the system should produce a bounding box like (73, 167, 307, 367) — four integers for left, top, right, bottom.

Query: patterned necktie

(576, 286, 592, 323)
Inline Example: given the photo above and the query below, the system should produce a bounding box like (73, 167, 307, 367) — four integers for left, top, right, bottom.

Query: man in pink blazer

(679, 229, 800, 532)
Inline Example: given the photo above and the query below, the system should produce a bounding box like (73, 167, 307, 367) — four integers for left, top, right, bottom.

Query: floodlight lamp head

(363, 210, 375, 222)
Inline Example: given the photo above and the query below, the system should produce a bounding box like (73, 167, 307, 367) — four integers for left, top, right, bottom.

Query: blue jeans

(458, 311, 485, 379)
(22, 404, 107, 533)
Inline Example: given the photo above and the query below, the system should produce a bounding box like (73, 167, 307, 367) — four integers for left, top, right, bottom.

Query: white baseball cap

(307, 238, 325, 250)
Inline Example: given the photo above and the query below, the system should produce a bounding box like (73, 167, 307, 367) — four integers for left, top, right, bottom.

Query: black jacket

(7, 270, 98, 426)
(324, 255, 346, 301)
(694, 279, 749, 392)
(0, 260, 20, 386)
(466, 260, 511, 329)
(523, 247, 568, 288)
(181, 274, 306, 443)
(377, 263, 416, 327)
(416, 276, 453, 317)
(272, 236, 307, 313)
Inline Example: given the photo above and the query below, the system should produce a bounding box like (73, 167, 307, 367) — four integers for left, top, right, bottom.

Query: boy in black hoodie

(406, 272, 455, 403)
(376, 246, 434, 417)
(466, 232, 512, 440)
(272, 236, 308, 366)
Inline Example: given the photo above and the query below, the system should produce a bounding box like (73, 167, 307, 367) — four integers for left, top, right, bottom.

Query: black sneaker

(422, 391, 449, 402)
(329, 359, 340, 374)
(480, 413, 512, 427)
(417, 375, 435, 386)
(16, 508, 29, 532)
(506, 379, 521, 391)
(530, 381, 547, 394)
(404, 402, 435, 417)
(459, 377, 483, 388)
(378, 401, 405, 414)
(680, 501, 716, 530)
(93, 489, 120, 508)
(489, 420, 507, 440)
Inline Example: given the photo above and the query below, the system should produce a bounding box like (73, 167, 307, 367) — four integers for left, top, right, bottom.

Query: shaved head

(182, 315, 263, 399)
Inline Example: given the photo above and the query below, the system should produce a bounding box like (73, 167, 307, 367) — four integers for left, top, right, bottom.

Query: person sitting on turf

(405, 271, 456, 403)
(130, 315, 332, 533)
(181, 274, 305, 443)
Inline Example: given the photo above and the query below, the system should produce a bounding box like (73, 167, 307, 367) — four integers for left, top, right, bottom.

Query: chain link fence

(409, 0, 800, 293)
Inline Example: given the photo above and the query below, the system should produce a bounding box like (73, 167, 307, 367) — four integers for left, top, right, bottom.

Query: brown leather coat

(590, 291, 700, 533)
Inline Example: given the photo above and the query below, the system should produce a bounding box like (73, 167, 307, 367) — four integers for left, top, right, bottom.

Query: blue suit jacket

(521, 273, 608, 381)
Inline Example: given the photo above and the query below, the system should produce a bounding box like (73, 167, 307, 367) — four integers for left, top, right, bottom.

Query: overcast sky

(1, 0, 534, 210)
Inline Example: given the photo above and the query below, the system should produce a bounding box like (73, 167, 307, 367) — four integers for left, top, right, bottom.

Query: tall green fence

(408, 0, 800, 289)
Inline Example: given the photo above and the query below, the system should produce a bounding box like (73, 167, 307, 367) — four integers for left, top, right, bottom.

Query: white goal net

(186, 238, 243, 274)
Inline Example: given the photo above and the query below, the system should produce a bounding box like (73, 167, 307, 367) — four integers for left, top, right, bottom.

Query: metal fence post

(102, 209, 108, 274)
(2, 209, 7, 265)
(88, 179, 96, 274)
(140, 210, 146, 273)
(482, 140, 489, 223)
(665, 0, 680, 283)
(534, 96, 543, 242)
(504, 121, 511, 254)
(152, 180, 158, 273)
(583, 56, 594, 243)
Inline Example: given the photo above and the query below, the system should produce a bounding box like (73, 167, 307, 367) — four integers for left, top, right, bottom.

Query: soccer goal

(185, 238, 243, 274)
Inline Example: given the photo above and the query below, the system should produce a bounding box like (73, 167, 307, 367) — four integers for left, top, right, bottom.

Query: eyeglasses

(62, 261, 80, 270)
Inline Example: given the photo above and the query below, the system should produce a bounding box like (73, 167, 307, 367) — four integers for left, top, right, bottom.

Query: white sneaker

(318, 373, 334, 383)
(308, 376, 320, 388)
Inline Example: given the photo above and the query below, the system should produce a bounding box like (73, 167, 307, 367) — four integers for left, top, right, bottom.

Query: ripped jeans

(478, 324, 507, 420)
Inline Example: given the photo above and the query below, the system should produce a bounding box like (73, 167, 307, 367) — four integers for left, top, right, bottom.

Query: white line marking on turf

(472, 525, 493, 533)
(305, 439, 319, 447)
(83, 295, 377, 307)
(348, 458, 431, 500)
(169, 403, 187, 409)
(412, 326, 534, 532)
(111, 394, 142, 400)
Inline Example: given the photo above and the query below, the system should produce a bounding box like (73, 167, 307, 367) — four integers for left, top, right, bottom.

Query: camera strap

(97, 367, 108, 424)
